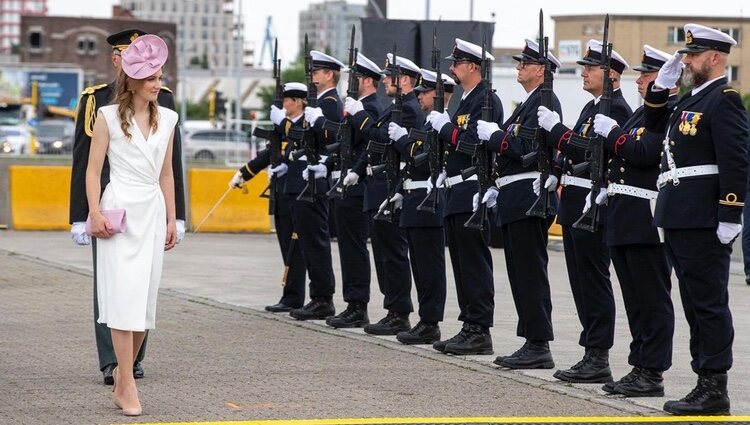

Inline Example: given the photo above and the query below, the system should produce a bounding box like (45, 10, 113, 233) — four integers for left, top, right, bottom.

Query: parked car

(35, 120, 75, 154)
(0, 125, 35, 155)
(182, 129, 252, 163)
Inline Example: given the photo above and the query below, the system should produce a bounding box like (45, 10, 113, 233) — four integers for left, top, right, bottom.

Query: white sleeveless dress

(96, 104, 179, 331)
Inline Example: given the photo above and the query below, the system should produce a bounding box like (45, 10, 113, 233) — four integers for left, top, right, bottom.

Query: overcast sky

(48, 0, 750, 67)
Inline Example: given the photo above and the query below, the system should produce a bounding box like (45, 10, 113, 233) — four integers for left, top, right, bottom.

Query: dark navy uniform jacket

(547, 89, 632, 226)
(393, 119, 445, 227)
(438, 80, 504, 218)
(70, 83, 186, 223)
(349, 90, 423, 212)
(602, 97, 675, 246)
(285, 88, 342, 195)
(325, 92, 382, 202)
(487, 85, 562, 226)
(643, 77, 749, 228)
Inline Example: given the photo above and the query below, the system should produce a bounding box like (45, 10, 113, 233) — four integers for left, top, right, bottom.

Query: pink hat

(121, 34, 168, 79)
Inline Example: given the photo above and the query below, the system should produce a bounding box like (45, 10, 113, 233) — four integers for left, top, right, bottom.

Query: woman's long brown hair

(114, 69, 159, 139)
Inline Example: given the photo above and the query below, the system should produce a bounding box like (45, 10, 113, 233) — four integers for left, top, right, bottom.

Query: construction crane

(258, 16, 275, 67)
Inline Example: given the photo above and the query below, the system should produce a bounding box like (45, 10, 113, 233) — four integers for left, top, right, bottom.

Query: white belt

(495, 171, 539, 188)
(607, 183, 658, 200)
(657, 165, 718, 188)
(443, 174, 478, 188)
(331, 169, 352, 180)
(560, 175, 592, 189)
(403, 179, 430, 190)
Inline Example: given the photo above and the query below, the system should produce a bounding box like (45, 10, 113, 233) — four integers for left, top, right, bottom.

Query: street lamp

(179, 0, 194, 125)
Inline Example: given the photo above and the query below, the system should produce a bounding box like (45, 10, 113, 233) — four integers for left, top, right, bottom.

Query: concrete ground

(1, 230, 749, 424)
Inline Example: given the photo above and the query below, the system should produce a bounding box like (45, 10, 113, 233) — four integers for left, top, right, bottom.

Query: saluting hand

(654, 51, 684, 90)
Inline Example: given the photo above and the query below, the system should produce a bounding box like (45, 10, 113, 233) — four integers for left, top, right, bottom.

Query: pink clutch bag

(85, 209, 127, 235)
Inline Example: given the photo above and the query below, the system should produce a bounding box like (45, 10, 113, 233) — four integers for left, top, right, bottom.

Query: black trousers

(664, 228, 734, 373)
(334, 198, 371, 303)
(610, 243, 674, 372)
(370, 211, 412, 314)
(445, 213, 494, 329)
(274, 193, 306, 308)
(405, 226, 446, 323)
(501, 217, 554, 342)
(92, 239, 146, 370)
(561, 225, 615, 349)
(290, 196, 335, 299)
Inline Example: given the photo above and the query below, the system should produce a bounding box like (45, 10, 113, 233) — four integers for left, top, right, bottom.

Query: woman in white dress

(85, 34, 177, 416)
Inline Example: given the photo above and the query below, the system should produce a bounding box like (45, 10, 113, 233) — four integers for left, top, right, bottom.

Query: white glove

(654, 51, 684, 90)
(389, 192, 404, 211)
(593, 114, 618, 138)
(427, 110, 450, 132)
(434, 170, 448, 190)
(388, 122, 407, 141)
(537, 106, 561, 131)
(270, 104, 286, 126)
(304, 106, 324, 126)
(344, 97, 364, 115)
(229, 171, 246, 188)
(532, 175, 558, 196)
(477, 120, 500, 141)
(303, 163, 327, 181)
(343, 171, 359, 186)
(269, 163, 288, 178)
(71, 222, 90, 246)
(717, 222, 742, 245)
(582, 187, 608, 214)
(176, 219, 185, 244)
(473, 187, 499, 212)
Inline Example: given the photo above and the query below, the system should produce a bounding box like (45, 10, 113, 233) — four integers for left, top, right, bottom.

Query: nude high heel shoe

(112, 366, 122, 408)
(122, 403, 142, 417)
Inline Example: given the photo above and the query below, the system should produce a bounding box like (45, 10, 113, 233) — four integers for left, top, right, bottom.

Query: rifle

(572, 14, 612, 232)
(524, 9, 555, 218)
(325, 25, 358, 198)
(253, 38, 283, 215)
(296, 34, 319, 203)
(412, 25, 445, 214)
(457, 33, 494, 230)
(372, 46, 403, 222)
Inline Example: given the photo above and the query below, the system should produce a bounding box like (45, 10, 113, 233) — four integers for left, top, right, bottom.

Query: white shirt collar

(461, 83, 479, 101)
(692, 75, 725, 96)
(290, 113, 303, 122)
(317, 87, 334, 99)
(593, 87, 620, 105)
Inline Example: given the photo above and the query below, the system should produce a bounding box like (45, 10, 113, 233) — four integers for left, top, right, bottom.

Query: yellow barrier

(188, 168, 271, 233)
(9, 165, 71, 230)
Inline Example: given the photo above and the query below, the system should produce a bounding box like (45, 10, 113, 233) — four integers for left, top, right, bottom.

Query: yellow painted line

(125, 415, 750, 425)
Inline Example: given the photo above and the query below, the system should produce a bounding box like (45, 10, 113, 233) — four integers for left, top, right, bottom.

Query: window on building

(582, 24, 593, 36)
(726, 65, 740, 82)
(76, 36, 96, 55)
(28, 30, 41, 50)
(668, 26, 685, 44)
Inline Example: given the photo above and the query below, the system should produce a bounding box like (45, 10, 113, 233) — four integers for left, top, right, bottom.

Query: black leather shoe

(444, 322, 493, 355)
(289, 298, 335, 320)
(498, 341, 554, 369)
(603, 366, 642, 394)
(265, 302, 294, 313)
(663, 372, 730, 415)
(746, 275, 750, 285)
(433, 325, 470, 353)
(553, 348, 613, 383)
(616, 368, 664, 397)
(364, 311, 410, 335)
(494, 341, 530, 365)
(396, 321, 440, 345)
(326, 302, 369, 328)
(102, 363, 116, 385)
(133, 361, 144, 379)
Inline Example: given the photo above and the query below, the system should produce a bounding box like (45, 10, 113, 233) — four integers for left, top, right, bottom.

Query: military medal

(679, 111, 702, 136)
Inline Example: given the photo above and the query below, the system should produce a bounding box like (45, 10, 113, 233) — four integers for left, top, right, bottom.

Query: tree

(742, 93, 750, 113)
(255, 60, 306, 118)
(186, 100, 209, 120)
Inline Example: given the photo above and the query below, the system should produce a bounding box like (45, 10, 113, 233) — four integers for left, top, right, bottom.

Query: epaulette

(81, 83, 108, 95)
(160, 86, 173, 93)
(723, 88, 739, 95)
